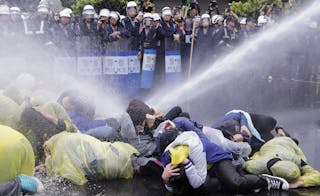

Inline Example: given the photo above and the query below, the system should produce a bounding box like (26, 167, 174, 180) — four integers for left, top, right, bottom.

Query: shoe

(261, 174, 289, 190)
(17, 174, 44, 194)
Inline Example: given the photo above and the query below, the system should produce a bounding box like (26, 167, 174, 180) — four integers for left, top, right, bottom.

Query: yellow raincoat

(0, 125, 35, 182)
(244, 137, 320, 187)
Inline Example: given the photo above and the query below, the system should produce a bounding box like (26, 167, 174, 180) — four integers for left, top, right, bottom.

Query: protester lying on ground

(159, 129, 289, 194)
(19, 100, 78, 163)
(57, 90, 118, 140)
(244, 136, 320, 188)
(212, 110, 281, 154)
(41, 131, 164, 185)
(0, 125, 44, 195)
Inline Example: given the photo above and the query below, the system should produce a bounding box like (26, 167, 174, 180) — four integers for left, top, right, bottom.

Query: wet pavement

(34, 109, 320, 196)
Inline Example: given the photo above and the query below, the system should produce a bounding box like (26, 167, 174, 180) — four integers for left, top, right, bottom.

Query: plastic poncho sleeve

(0, 125, 35, 183)
(0, 94, 22, 130)
(45, 132, 139, 185)
(298, 165, 320, 187)
(42, 102, 78, 132)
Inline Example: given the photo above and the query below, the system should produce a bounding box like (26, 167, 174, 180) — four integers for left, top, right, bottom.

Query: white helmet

(37, 5, 49, 14)
(83, 4, 94, 11)
(152, 13, 161, 21)
(99, 8, 110, 18)
(143, 13, 153, 19)
(0, 4, 10, 15)
(109, 11, 119, 21)
(193, 16, 201, 23)
(212, 15, 224, 24)
(162, 7, 171, 12)
(10, 7, 21, 15)
(59, 9, 71, 18)
(240, 17, 247, 25)
(162, 7, 172, 17)
(257, 16, 268, 26)
(126, 1, 138, 17)
(143, 13, 153, 26)
(127, 1, 138, 8)
(201, 14, 210, 20)
(82, 5, 95, 16)
(138, 11, 143, 17)
(63, 8, 73, 15)
(39, 0, 49, 7)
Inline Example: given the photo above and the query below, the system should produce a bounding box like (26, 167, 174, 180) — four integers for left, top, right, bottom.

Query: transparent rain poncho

(45, 132, 139, 185)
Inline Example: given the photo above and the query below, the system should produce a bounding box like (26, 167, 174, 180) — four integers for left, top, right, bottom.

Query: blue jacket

(68, 111, 107, 133)
(172, 117, 232, 164)
(212, 112, 250, 141)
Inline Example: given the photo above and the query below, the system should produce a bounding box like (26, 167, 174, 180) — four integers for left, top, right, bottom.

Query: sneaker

(17, 174, 44, 194)
(261, 174, 289, 190)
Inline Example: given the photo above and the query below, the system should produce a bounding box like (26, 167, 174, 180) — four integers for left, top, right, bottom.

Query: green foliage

(71, 0, 129, 16)
(231, 0, 282, 18)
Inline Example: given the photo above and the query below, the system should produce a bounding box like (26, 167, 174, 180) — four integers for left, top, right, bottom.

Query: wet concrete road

(36, 109, 320, 196)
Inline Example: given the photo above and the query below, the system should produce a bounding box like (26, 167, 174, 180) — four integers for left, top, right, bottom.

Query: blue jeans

(85, 125, 117, 141)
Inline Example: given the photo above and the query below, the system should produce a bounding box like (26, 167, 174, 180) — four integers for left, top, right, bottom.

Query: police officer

(51, 9, 76, 53)
(0, 4, 11, 37)
(238, 17, 257, 41)
(8, 7, 25, 36)
(97, 9, 110, 52)
(79, 5, 99, 52)
(106, 11, 129, 43)
(22, 2, 53, 44)
(212, 16, 238, 51)
(193, 14, 215, 71)
(122, 1, 140, 51)
(139, 13, 158, 58)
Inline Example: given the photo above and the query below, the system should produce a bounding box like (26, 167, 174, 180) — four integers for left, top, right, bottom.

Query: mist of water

(147, 1, 320, 117)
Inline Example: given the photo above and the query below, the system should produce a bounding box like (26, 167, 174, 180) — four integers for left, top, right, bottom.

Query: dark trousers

(250, 113, 277, 154)
(0, 178, 22, 196)
(210, 159, 267, 193)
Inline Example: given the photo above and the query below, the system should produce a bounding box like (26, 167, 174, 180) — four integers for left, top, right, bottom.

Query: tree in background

(70, 0, 129, 15)
(230, 0, 283, 18)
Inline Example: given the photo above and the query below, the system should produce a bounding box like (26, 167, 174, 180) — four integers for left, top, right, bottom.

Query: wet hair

(169, 164, 191, 194)
(126, 99, 153, 126)
(57, 89, 80, 105)
(20, 107, 65, 162)
(159, 128, 179, 154)
(57, 90, 96, 119)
